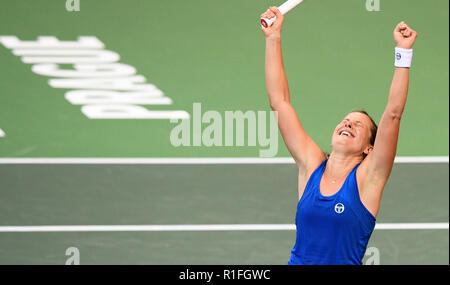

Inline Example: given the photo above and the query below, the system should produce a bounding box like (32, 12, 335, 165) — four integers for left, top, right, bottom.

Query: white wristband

(394, 47, 413, 68)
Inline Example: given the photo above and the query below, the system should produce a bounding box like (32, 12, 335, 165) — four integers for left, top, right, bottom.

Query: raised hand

(394, 21, 418, 49)
(261, 7, 285, 39)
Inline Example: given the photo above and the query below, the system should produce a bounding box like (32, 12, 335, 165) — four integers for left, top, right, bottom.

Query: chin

(331, 141, 359, 154)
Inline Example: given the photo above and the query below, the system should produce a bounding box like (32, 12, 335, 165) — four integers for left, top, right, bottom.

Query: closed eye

(343, 119, 363, 128)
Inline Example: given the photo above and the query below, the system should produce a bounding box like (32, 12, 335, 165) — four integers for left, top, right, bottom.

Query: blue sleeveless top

(288, 159, 376, 265)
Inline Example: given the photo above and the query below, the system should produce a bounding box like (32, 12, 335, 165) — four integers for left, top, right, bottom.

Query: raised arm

(261, 7, 325, 171)
(359, 22, 418, 216)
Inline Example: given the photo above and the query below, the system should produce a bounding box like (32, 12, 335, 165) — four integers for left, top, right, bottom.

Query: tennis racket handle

(260, 0, 304, 27)
(260, 17, 275, 28)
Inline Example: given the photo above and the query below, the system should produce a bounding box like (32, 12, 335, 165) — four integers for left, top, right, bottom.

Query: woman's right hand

(261, 6, 284, 39)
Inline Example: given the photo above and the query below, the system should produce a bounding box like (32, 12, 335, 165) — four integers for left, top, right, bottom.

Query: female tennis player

(261, 7, 418, 265)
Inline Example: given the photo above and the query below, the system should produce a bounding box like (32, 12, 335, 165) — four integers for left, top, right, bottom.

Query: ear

(363, 145, 374, 156)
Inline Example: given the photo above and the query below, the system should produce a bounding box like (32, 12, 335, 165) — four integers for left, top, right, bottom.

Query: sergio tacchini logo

(334, 203, 345, 214)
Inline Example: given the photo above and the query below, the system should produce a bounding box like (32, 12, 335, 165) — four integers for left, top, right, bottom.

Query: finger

(402, 23, 414, 34)
(401, 29, 410, 37)
(395, 21, 411, 33)
(409, 30, 418, 40)
(394, 21, 406, 32)
(269, 6, 282, 17)
(263, 9, 275, 19)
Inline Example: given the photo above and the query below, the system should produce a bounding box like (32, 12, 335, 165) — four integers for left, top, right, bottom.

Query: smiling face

(331, 112, 376, 157)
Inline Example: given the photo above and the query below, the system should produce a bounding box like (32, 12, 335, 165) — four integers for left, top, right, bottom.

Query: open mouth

(338, 130, 354, 137)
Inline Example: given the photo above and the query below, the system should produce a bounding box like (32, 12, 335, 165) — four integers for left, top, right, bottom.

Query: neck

(325, 151, 363, 178)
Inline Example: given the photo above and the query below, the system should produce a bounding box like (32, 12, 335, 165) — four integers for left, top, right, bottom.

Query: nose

(345, 121, 353, 128)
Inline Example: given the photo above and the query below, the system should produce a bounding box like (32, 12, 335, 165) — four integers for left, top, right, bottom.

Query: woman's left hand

(394, 21, 418, 49)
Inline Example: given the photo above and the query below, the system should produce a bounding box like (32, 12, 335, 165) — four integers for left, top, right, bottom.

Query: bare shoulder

(356, 153, 390, 217)
(297, 153, 327, 200)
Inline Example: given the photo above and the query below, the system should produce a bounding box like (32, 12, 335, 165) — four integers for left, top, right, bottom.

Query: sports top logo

(334, 203, 345, 214)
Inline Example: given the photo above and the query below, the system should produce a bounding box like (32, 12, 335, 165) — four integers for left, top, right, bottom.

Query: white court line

(0, 223, 447, 232)
(0, 156, 448, 164)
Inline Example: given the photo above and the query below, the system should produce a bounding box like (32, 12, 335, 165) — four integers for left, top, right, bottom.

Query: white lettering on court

(0, 36, 189, 120)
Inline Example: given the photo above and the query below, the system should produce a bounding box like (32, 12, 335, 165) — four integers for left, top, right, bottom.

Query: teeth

(341, 131, 350, 137)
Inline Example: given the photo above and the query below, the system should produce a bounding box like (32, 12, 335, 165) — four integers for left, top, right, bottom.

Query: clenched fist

(394, 22, 418, 49)
(261, 7, 284, 39)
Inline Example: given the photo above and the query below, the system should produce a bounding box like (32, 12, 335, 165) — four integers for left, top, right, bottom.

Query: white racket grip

(261, 0, 304, 28)
(260, 17, 276, 28)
